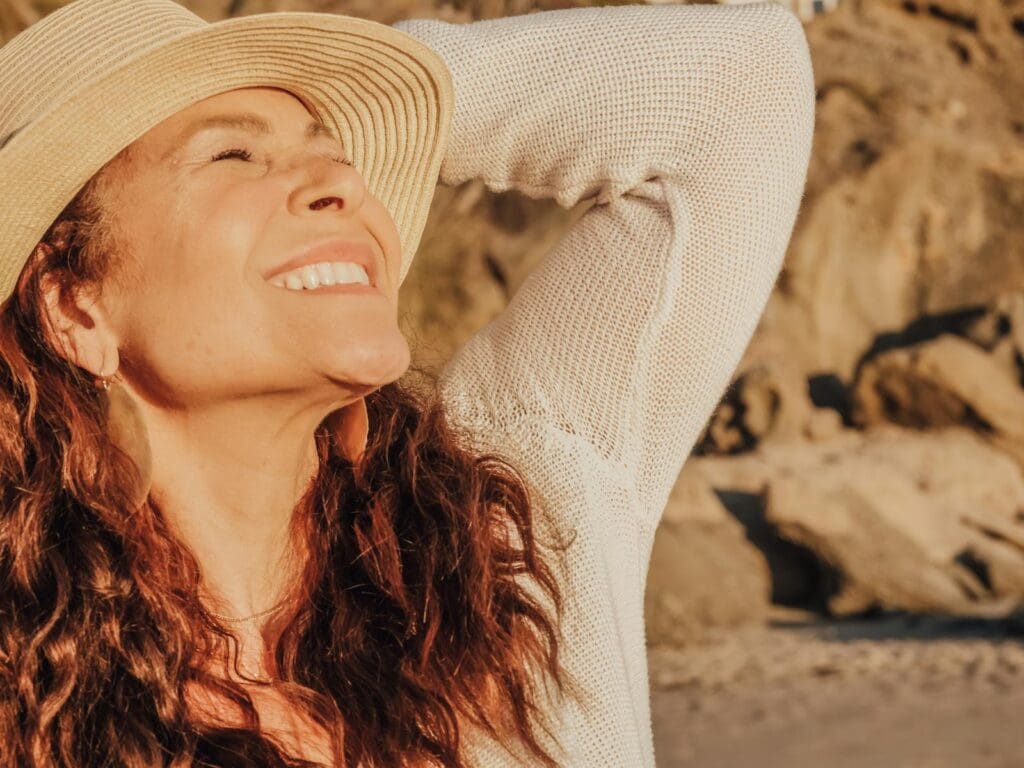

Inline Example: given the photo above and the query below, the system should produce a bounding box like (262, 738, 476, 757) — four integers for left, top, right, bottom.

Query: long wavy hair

(0, 149, 581, 767)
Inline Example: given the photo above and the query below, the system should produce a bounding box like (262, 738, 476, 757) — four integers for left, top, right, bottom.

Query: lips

(262, 237, 379, 288)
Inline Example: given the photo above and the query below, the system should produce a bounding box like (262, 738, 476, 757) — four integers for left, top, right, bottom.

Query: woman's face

(92, 85, 409, 407)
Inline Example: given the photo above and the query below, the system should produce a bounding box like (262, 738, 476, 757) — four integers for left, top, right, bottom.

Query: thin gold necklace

(206, 599, 288, 623)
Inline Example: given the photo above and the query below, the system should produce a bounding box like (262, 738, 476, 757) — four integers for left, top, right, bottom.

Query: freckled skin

(42, 86, 413, 648)
(96, 85, 410, 407)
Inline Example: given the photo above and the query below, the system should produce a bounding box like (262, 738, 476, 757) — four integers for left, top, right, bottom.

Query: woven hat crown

(1, 1, 206, 152)
(0, 0, 454, 302)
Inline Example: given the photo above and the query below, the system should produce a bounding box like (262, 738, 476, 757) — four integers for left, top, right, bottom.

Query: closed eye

(211, 148, 254, 162)
(210, 148, 353, 166)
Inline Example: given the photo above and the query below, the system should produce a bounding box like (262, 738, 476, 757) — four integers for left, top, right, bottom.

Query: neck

(143, 393, 331, 621)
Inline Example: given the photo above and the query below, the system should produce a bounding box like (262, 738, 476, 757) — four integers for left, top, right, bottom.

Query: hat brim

(0, 11, 454, 300)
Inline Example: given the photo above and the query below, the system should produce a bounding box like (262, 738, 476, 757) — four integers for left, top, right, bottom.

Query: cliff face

(7, 0, 1024, 636)
(766, 0, 1024, 383)
(654, 0, 1024, 640)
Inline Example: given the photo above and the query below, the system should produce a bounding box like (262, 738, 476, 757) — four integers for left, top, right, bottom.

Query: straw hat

(0, 0, 455, 305)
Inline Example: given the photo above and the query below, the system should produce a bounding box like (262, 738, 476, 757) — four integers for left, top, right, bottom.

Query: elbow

(752, 3, 817, 184)
(711, 2, 817, 207)
(661, 2, 817, 190)
(769, 3, 817, 160)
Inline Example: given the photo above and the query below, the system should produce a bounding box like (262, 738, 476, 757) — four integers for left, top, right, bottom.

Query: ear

(327, 397, 369, 464)
(40, 272, 120, 378)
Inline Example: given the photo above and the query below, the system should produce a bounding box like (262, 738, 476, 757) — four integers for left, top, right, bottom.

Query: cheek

(186, 181, 277, 276)
(117, 185, 272, 347)
(362, 197, 403, 292)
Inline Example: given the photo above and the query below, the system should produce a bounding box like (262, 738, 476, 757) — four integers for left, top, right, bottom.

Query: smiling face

(89, 85, 410, 407)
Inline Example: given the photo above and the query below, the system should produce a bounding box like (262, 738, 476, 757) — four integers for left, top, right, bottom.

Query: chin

(322, 338, 411, 388)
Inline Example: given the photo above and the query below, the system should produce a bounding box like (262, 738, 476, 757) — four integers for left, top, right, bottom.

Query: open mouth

(267, 261, 376, 293)
(262, 238, 380, 293)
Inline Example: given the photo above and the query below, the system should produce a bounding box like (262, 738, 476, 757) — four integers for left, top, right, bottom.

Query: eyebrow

(165, 112, 339, 158)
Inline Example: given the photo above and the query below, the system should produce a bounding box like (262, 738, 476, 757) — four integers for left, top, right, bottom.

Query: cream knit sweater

(393, 4, 815, 766)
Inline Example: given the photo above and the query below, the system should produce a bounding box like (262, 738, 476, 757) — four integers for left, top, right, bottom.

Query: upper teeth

(270, 261, 371, 290)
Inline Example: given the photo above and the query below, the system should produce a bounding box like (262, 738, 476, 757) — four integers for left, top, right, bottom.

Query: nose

(287, 151, 365, 217)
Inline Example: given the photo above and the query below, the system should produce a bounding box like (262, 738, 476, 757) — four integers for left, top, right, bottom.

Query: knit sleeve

(393, 2, 815, 533)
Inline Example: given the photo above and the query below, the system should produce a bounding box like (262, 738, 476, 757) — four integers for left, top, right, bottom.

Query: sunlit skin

(42, 87, 411, 675)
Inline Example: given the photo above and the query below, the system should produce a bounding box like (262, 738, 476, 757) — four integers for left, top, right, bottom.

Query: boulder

(852, 331, 1024, 475)
(644, 463, 773, 646)
(691, 425, 1024, 616)
(695, 356, 845, 455)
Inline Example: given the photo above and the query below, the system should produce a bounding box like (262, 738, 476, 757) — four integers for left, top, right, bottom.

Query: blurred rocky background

(5, 0, 1024, 764)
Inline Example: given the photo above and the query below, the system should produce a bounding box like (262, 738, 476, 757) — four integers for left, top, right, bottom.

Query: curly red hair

(0, 150, 581, 767)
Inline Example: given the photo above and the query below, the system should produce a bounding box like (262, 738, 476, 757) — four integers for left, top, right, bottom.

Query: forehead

(91, 87, 326, 193)
(137, 87, 328, 153)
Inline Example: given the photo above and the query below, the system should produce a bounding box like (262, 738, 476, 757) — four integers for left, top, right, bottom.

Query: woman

(0, 0, 815, 766)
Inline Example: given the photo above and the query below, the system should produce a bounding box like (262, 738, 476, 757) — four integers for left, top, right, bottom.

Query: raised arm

(394, 2, 815, 534)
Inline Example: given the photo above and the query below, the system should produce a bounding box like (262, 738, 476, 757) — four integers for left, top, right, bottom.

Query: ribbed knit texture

(394, 3, 814, 766)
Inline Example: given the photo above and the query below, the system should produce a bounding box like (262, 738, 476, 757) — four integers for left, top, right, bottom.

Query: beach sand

(650, 609, 1024, 767)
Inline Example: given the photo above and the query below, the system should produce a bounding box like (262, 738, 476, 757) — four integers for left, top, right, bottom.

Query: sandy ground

(649, 610, 1024, 768)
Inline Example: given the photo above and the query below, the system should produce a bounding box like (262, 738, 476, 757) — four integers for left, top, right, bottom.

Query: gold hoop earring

(326, 397, 369, 465)
(96, 370, 152, 508)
